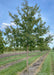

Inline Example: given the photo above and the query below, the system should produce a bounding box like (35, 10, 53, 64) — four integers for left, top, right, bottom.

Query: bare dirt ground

(20, 53, 48, 75)
(0, 51, 40, 58)
(0, 52, 41, 71)
(0, 51, 47, 72)
(0, 57, 26, 71)
(0, 52, 26, 58)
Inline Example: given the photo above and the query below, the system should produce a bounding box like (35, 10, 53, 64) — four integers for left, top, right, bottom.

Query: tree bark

(26, 46, 29, 72)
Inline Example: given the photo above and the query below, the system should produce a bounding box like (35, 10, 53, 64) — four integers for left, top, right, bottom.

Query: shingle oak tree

(4, 0, 52, 71)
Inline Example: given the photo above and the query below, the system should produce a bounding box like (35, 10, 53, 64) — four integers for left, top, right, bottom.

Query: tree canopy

(4, 0, 53, 51)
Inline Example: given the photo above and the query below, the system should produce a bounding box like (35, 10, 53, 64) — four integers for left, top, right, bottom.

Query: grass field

(0, 51, 47, 75)
(37, 50, 54, 75)
(51, 51, 54, 75)
(0, 52, 41, 66)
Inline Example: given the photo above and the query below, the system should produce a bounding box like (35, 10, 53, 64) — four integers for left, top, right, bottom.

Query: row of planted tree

(0, 0, 53, 54)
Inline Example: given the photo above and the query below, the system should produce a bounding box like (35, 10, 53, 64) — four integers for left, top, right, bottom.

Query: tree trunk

(26, 46, 29, 72)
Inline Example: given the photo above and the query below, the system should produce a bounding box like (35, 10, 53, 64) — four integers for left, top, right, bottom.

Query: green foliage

(15, 47, 25, 51)
(35, 19, 52, 51)
(45, 35, 53, 43)
(4, 0, 41, 50)
(5, 46, 13, 52)
(52, 47, 54, 50)
(4, 0, 52, 51)
(37, 37, 51, 51)
(0, 31, 4, 54)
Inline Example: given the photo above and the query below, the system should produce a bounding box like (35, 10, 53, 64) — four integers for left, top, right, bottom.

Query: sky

(0, 0, 54, 48)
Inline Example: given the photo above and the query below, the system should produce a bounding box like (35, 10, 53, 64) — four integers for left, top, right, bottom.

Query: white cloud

(41, 16, 48, 22)
(0, 22, 16, 30)
(47, 32, 54, 35)
(34, 13, 48, 22)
